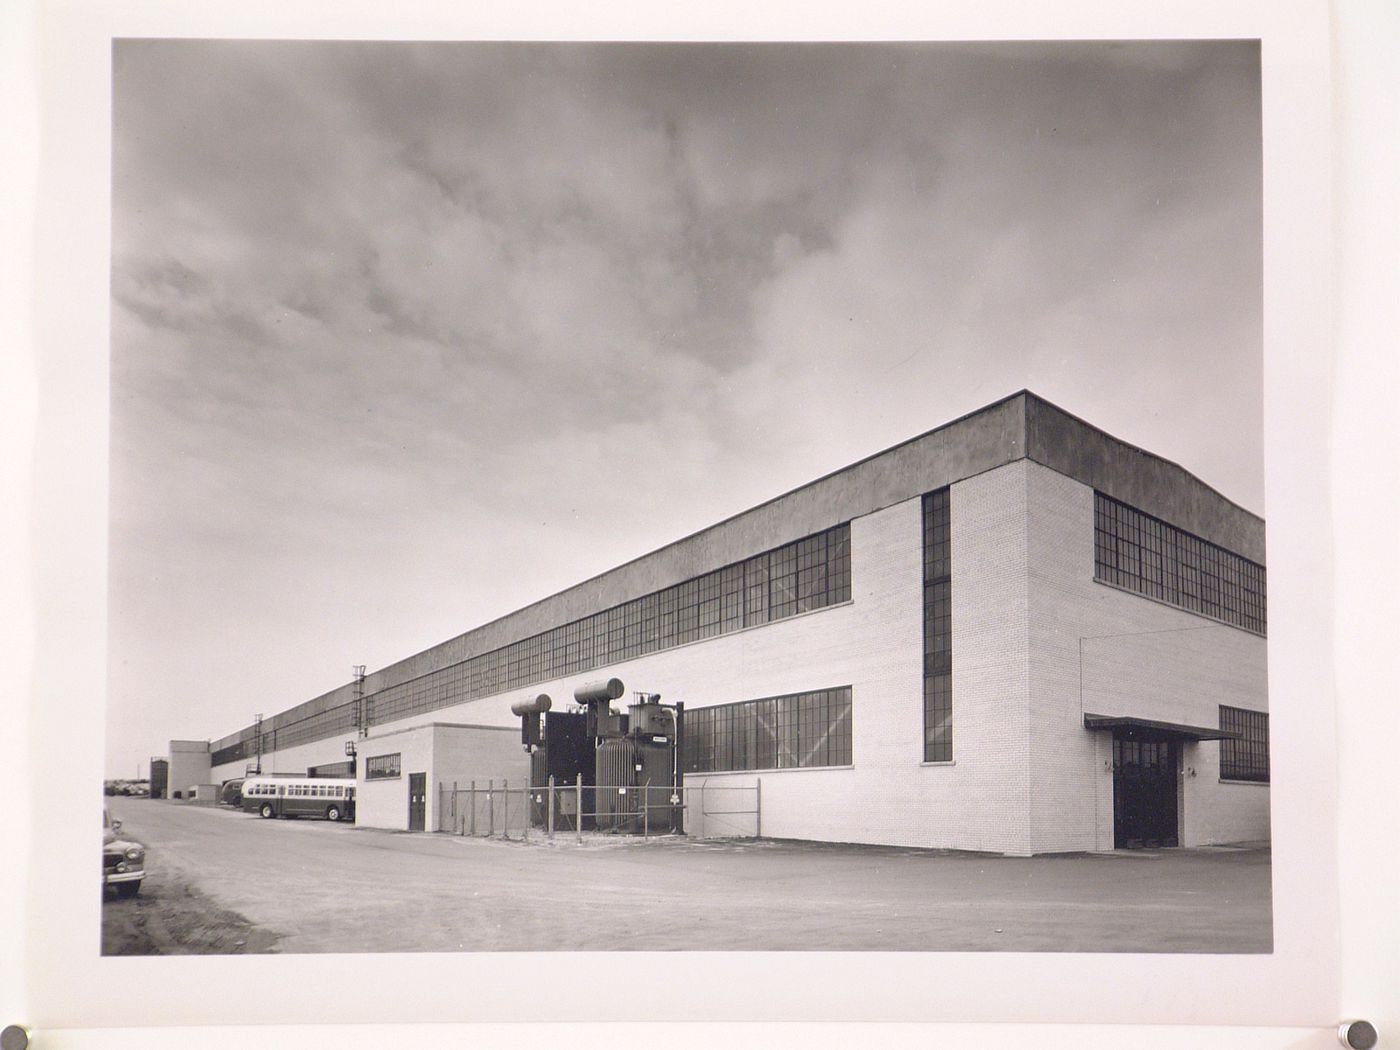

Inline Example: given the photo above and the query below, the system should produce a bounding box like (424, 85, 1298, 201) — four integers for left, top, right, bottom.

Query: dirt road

(103, 796, 1272, 955)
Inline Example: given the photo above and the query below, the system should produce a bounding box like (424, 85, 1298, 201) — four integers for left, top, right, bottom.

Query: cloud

(106, 40, 1262, 771)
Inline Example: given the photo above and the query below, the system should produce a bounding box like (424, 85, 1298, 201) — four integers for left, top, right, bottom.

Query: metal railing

(438, 776, 761, 841)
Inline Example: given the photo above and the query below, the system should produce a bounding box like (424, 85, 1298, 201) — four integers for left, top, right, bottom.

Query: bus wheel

(259, 803, 275, 819)
(327, 805, 341, 822)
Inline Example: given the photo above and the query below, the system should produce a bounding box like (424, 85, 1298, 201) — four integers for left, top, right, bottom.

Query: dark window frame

(922, 488, 953, 763)
(365, 753, 402, 781)
(1219, 705, 1270, 782)
(682, 687, 854, 774)
(1094, 493, 1266, 635)
(213, 523, 853, 761)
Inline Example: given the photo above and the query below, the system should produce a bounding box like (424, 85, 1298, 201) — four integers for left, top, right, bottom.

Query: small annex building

(351, 723, 521, 832)
(166, 739, 212, 801)
(196, 392, 1270, 854)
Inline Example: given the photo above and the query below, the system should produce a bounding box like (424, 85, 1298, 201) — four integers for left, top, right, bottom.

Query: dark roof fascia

(1021, 392, 1265, 563)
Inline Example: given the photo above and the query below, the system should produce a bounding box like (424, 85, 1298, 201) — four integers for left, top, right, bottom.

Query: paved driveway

(104, 796, 1272, 954)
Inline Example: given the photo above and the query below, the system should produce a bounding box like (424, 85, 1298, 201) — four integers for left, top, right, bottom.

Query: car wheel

(260, 803, 275, 819)
(326, 805, 341, 822)
(115, 880, 141, 899)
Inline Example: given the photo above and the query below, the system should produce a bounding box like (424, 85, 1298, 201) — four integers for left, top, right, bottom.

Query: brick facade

(1023, 462, 1269, 851)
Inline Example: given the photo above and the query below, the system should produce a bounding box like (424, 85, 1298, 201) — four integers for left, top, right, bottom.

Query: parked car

(103, 807, 146, 898)
(218, 778, 245, 807)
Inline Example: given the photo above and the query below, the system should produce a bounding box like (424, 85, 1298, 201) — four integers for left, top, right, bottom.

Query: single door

(1112, 737, 1179, 848)
(408, 772, 427, 832)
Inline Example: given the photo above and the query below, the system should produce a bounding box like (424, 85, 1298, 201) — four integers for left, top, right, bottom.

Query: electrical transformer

(594, 698, 679, 833)
(516, 679, 685, 835)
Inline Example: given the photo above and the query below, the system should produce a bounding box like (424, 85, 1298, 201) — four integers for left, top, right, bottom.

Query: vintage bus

(241, 776, 356, 822)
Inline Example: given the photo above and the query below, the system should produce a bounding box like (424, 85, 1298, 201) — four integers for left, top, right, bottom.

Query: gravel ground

(102, 866, 282, 955)
(103, 796, 1273, 955)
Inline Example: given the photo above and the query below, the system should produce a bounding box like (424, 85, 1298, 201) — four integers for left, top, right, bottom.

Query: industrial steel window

(365, 753, 402, 780)
(923, 488, 952, 762)
(681, 687, 853, 773)
(1094, 493, 1266, 634)
(211, 523, 852, 763)
(1219, 706, 1270, 782)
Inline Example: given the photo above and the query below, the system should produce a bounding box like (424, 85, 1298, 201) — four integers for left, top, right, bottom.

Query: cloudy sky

(107, 40, 1261, 777)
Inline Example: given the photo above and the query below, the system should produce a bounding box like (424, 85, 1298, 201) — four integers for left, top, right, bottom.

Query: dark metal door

(408, 772, 426, 832)
(1112, 737, 1179, 848)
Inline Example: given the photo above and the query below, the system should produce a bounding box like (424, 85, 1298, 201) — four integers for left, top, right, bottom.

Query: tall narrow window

(923, 488, 952, 762)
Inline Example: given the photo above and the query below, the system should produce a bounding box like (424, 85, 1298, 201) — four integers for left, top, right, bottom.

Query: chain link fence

(438, 778, 761, 841)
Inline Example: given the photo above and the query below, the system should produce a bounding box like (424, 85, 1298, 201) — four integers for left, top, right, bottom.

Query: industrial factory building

(187, 391, 1270, 854)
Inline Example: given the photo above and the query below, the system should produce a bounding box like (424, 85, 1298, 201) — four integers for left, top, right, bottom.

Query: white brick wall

(1023, 462, 1270, 850)
(354, 728, 435, 831)
(349, 723, 526, 831)
(432, 726, 529, 833)
(941, 462, 1034, 853)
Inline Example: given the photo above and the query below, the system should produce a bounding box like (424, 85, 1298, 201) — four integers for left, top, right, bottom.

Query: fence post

(488, 780, 495, 838)
(756, 777, 762, 839)
(452, 780, 458, 831)
(470, 780, 476, 836)
(575, 773, 583, 844)
(643, 784, 649, 839)
(547, 775, 556, 840)
(503, 778, 510, 841)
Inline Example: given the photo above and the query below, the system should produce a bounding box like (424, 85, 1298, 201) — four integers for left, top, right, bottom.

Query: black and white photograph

(16, 0, 1397, 1041)
(102, 38, 1274, 957)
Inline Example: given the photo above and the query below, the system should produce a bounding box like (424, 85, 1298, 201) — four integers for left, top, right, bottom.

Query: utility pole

(353, 664, 368, 738)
